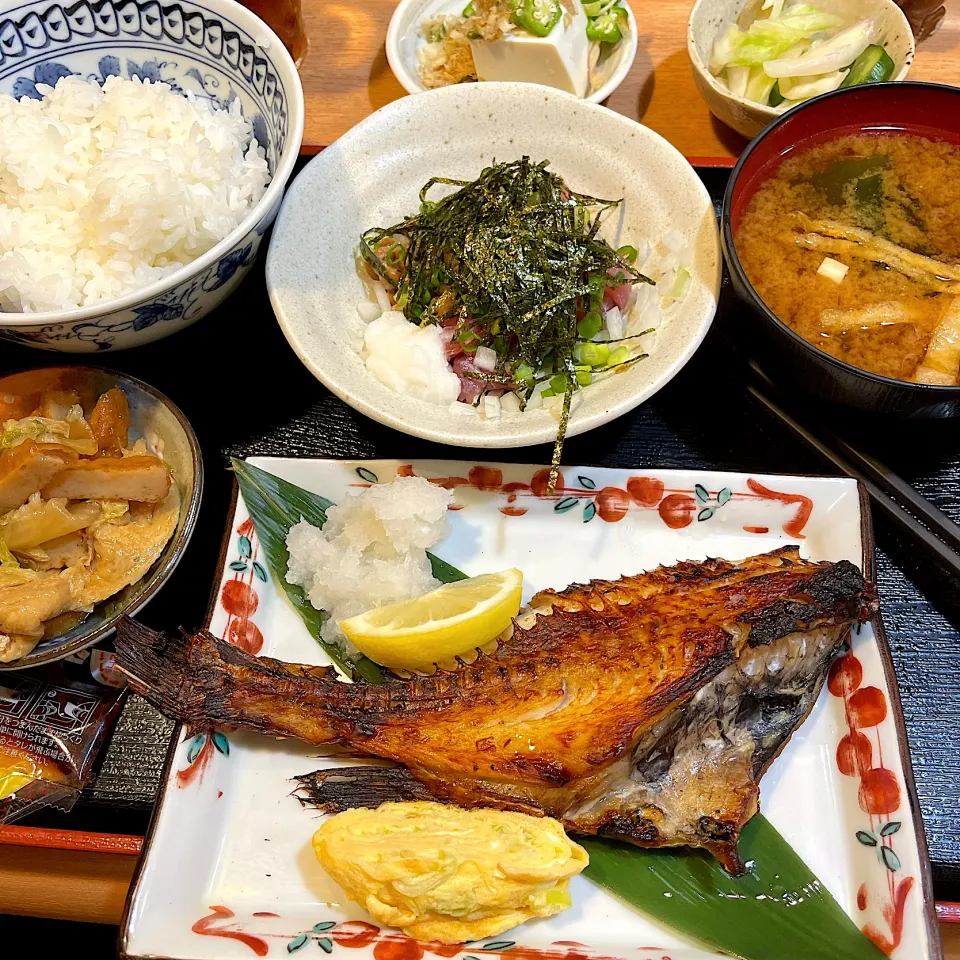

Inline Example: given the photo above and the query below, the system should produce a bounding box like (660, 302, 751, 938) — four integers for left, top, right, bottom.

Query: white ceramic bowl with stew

(0, 366, 202, 670)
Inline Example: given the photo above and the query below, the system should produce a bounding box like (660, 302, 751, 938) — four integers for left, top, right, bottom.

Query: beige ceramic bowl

(0, 366, 202, 670)
(266, 82, 721, 449)
(687, 0, 915, 139)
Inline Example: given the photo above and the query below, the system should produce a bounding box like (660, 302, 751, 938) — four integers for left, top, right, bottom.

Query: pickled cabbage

(709, 4, 842, 72)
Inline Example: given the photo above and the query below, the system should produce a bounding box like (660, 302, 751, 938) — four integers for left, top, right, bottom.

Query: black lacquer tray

(5, 168, 959, 902)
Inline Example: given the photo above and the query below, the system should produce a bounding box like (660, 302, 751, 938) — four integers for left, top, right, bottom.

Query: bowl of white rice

(0, 0, 304, 352)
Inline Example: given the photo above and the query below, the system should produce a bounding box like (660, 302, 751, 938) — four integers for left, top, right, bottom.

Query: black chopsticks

(746, 361, 960, 579)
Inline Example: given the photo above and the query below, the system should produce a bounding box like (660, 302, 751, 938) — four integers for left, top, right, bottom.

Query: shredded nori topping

(359, 157, 654, 490)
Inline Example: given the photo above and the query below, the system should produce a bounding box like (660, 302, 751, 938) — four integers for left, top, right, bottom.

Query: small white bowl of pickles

(687, 0, 915, 139)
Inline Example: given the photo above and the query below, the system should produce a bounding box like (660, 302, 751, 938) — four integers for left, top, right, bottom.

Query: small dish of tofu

(0, 367, 201, 668)
(386, 0, 639, 104)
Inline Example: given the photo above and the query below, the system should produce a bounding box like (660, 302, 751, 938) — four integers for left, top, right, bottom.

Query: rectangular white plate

(121, 458, 940, 960)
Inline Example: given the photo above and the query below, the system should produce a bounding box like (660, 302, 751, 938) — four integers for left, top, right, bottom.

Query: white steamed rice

(285, 476, 454, 654)
(0, 74, 270, 312)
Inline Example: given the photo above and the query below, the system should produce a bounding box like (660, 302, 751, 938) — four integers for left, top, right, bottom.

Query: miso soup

(736, 133, 960, 385)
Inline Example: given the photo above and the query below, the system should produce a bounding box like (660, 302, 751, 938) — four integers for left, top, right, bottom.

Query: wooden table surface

(0, 841, 957, 952)
(297, 0, 960, 159)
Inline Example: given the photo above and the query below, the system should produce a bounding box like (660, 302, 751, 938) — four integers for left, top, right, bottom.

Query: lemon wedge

(340, 569, 523, 671)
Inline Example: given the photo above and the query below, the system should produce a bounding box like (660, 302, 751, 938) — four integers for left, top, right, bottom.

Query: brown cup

(238, 0, 307, 65)
(895, 0, 946, 41)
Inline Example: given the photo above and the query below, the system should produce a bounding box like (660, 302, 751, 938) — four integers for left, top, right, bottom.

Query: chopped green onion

(576, 369, 593, 386)
(670, 266, 690, 299)
(385, 244, 406, 267)
(514, 362, 535, 382)
(462, 0, 475, 14)
(608, 345, 631, 366)
(550, 373, 568, 394)
(577, 310, 604, 340)
(458, 330, 480, 352)
(578, 342, 610, 367)
(616, 244, 639, 263)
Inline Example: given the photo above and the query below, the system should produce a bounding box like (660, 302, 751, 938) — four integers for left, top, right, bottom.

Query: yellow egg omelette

(312, 801, 588, 943)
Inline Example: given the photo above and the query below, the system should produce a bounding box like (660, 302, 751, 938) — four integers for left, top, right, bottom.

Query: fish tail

(114, 617, 346, 744)
(114, 617, 202, 722)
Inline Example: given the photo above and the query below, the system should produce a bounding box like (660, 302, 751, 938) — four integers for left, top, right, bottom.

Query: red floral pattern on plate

(828, 630, 913, 956)
(191, 910, 668, 960)
(175, 517, 268, 787)
(360, 465, 814, 537)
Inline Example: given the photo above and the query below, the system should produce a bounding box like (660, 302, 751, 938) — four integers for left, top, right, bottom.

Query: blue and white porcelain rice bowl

(0, 0, 304, 351)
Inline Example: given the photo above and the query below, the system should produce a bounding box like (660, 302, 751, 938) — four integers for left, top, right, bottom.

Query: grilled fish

(115, 546, 877, 874)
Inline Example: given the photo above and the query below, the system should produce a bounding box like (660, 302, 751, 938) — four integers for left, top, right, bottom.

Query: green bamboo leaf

(430, 553, 468, 583)
(230, 460, 467, 681)
(231, 459, 381, 682)
(580, 815, 886, 960)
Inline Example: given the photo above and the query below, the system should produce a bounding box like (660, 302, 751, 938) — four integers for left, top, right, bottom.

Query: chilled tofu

(470, 6, 589, 96)
(0, 441, 78, 514)
(88, 387, 130, 457)
(42, 455, 171, 503)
